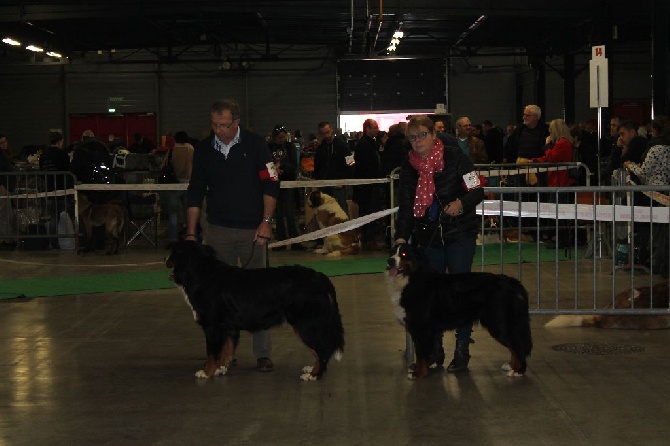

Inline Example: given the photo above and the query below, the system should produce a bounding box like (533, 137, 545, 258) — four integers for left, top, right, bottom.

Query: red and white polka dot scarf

(408, 138, 444, 217)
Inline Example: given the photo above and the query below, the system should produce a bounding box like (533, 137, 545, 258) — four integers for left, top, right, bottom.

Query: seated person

(129, 133, 156, 154)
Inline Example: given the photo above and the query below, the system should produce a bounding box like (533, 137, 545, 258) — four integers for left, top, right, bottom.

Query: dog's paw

(407, 372, 418, 380)
(194, 369, 208, 379)
(314, 248, 328, 254)
(300, 372, 318, 381)
(506, 369, 524, 378)
(501, 362, 512, 372)
(301, 365, 314, 374)
(214, 365, 228, 376)
(325, 251, 342, 257)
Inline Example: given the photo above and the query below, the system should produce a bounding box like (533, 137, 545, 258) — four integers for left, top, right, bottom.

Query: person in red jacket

(533, 119, 574, 187)
(533, 119, 574, 248)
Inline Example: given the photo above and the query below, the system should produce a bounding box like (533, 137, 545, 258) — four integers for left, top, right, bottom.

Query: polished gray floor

(1, 246, 670, 445)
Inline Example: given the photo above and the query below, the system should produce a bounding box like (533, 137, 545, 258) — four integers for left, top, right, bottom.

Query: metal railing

(0, 170, 78, 250)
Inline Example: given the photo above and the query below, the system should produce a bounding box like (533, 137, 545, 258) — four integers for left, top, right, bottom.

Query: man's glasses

(211, 120, 237, 130)
(407, 131, 429, 142)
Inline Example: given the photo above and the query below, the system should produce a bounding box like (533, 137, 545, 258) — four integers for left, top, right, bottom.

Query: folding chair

(125, 192, 159, 247)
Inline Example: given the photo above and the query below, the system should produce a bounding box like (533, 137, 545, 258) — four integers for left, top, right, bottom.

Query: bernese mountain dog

(166, 240, 344, 381)
(385, 243, 533, 379)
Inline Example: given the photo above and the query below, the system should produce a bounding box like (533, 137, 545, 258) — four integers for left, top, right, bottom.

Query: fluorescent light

(2, 37, 21, 46)
(26, 45, 44, 52)
(46, 51, 62, 58)
(108, 108, 116, 113)
(393, 31, 404, 39)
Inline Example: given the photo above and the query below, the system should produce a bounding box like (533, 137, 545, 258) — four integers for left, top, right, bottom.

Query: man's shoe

(256, 357, 274, 372)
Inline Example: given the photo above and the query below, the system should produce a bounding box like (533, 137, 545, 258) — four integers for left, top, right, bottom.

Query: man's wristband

(263, 216, 276, 224)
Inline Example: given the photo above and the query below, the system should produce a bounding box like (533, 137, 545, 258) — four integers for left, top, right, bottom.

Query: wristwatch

(263, 216, 276, 224)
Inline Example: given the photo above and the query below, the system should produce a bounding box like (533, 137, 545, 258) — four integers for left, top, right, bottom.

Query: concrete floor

(1, 246, 670, 445)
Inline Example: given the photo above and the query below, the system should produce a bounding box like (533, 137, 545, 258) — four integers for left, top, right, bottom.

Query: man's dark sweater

(187, 129, 280, 229)
(314, 135, 352, 180)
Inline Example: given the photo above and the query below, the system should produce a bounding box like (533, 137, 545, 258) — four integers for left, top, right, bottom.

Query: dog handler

(394, 115, 485, 372)
(185, 99, 279, 372)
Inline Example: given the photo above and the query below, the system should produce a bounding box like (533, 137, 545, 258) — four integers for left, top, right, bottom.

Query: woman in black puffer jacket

(394, 115, 485, 372)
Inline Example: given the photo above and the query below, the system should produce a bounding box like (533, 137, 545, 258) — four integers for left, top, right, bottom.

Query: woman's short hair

(407, 115, 434, 134)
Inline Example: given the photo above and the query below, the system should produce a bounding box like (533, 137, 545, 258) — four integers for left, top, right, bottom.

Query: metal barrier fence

(476, 183, 669, 315)
(0, 171, 78, 250)
(2, 164, 668, 317)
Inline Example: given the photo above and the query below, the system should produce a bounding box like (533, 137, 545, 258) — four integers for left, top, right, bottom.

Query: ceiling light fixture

(387, 25, 404, 53)
(26, 45, 44, 52)
(219, 58, 232, 71)
(2, 37, 21, 46)
(46, 51, 62, 58)
(454, 15, 487, 46)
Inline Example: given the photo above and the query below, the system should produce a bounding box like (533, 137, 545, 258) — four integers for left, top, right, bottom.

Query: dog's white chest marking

(384, 272, 407, 325)
(178, 286, 198, 321)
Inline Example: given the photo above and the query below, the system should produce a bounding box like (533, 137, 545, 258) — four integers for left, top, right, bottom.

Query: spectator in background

(434, 120, 447, 133)
(381, 122, 410, 176)
(455, 116, 488, 164)
(40, 131, 73, 249)
(314, 121, 352, 215)
(129, 132, 156, 154)
(377, 130, 388, 154)
(607, 121, 648, 181)
(353, 119, 383, 250)
(503, 124, 516, 148)
(481, 120, 504, 163)
(472, 124, 483, 140)
(0, 132, 16, 250)
(435, 119, 459, 148)
(532, 119, 574, 248)
(0, 133, 15, 164)
(300, 134, 318, 178)
(599, 115, 626, 183)
(570, 125, 598, 185)
(624, 116, 670, 277)
(504, 105, 549, 164)
(532, 119, 574, 187)
(40, 131, 71, 186)
(160, 130, 194, 249)
(268, 124, 304, 251)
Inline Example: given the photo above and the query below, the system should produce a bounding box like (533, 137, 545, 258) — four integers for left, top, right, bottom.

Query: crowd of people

(0, 99, 669, 373)
(1, 104, 669, 275)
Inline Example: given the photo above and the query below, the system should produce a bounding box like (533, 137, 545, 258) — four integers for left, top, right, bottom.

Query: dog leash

(239, 238, 270, 269)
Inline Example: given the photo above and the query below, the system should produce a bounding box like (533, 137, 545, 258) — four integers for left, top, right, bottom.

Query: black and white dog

(166, 240, 344, 381)
(385, 243, 532, 379)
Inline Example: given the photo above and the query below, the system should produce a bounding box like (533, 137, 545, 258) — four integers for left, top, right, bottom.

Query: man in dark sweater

(353, 119, 383, 250)
(185, 99, 280, 373)
(503, 104, 549, 163)
(314, 121, 352, 215)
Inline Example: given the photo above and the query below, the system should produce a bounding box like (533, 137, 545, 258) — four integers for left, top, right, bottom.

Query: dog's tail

(545, 315, 600, 328)
(324, 278, 345, 359)
(513, 284, 533, 357)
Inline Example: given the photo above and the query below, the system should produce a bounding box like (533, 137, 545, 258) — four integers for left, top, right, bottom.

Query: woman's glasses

(407, 131, 429, 142)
